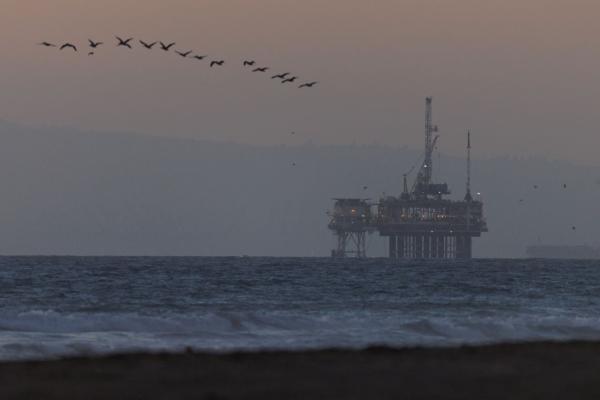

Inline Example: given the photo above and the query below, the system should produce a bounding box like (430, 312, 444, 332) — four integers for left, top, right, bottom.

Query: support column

(423, 234, 431, 259)
(398, 235, 405, 259)
(457, 235, 472, 259)
(389, 236, 397, 259)
(415, 234, 423, 259)
(437, 235, 445, 259)
(464, 236, 472, 259)
(448, 236, 455, 259)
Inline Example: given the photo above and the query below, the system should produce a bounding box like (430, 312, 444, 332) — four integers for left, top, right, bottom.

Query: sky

(2, 0, 600, 164)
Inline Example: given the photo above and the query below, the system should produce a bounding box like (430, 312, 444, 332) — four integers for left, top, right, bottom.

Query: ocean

(0, 256, 599, 360)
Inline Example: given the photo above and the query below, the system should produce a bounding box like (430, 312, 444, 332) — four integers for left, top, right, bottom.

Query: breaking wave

(2, 309, 600, 360)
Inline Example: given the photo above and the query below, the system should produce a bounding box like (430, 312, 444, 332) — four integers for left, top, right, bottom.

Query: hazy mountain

(0, 121, 597, 257)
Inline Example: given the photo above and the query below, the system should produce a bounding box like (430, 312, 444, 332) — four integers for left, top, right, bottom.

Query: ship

(526, 245, 600, 259)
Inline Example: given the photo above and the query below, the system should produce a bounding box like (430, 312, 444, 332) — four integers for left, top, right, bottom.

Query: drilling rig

(328, 97, 488, 259)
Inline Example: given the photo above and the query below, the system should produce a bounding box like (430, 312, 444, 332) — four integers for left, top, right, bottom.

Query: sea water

(0, 256, 599, 360)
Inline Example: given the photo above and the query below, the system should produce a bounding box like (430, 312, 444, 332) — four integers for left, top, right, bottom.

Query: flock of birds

(38, 37, 319, 88)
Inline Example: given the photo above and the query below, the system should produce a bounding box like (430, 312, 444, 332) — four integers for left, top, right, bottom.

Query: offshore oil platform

(328, 98, 488, 259)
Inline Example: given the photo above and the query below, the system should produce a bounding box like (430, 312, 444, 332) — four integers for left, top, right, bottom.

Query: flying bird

(299, 81, 318, 88)
(281, 76, 298, 84)
(88, 51, 95, 56)
(563, 184, 567, 189)
(243, 60, 256, 66)
(252, 67, 269, 72)
(160, 42, 176, 51)
(533, 185, 538, 189)
(363, 186, 368, 190)
(139, 40, 157, 49)
(88, 39, 103, 48)
(60, 43, 77, 51)
(116, 36, 133, 48)
(38, 42, 57, 47)
(193, 55, 207, 60)
(176, 50, 192, 58)
(210, 60, 225, 67)
(572, 226, 577, 231)
(271, 73, 290, 80)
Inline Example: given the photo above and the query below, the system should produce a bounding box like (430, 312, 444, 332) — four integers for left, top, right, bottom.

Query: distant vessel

(526, 245, 600, 259)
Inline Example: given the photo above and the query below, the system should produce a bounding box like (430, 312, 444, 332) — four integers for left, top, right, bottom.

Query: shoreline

(2, 341, 600, 399)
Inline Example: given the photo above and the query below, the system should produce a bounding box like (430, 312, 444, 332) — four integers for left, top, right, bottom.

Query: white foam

(2, 309, 600, 360)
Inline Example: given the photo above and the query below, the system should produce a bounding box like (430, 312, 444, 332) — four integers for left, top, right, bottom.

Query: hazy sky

(3, 1, 600, 163)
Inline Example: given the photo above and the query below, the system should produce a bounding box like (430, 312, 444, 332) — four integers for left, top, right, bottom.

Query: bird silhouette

(88, 39, 103, 48)
(243, 60, 256, 66)
(210, 60, 225, 67)
(271, 73, 290, 80)
(281, 76, 298, 84)
(88, 51, 95, 56)
(176, 50, 192, 58)
(193, 55, 207, 60)
(60, 43, 77, 51)
(38, 42, 57, 47)
(252, 67, 269, 72)
(139, 40, 157, 49)
(116, 36, 133, 48)
(363, 186, 368, 190)
(299, 81, 318, 88)
(533, 185, 538, 189)
(160, 42, 176, 51)
(563, 184, 567, 189)
(572, 226, 577, 231)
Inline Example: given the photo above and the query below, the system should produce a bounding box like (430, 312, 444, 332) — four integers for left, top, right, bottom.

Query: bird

(363, 186, 368, 190)
(38, 42, 57, 47)
(252, 67, 269, 72)
(60, 43, 77, 51)
(116, 36, 133, 48)
(299, 81, 318, 88)
(281, 76, 298, 84)
(563, 184, 567, 189)
(533, 185, 538, 189)
(193, 55, 207, 60)
(271, 72, 290, 80)
(518, 199, 524, 203)
(210, 60, 225, 67)
(572, 226, 577, 231)
(160, 41, 176, 51)
(243, 60, 256, 66)
(139, 40, 157, 49)
(175, 50, 192, 58)
(291, 131, 295, 135)
(88, 51, 94, 56)
(88, 39, 103, 48)
(292, 162, 297, 166)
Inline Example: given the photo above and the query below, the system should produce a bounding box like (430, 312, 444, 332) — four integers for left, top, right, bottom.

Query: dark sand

(2, 341, 600, 399)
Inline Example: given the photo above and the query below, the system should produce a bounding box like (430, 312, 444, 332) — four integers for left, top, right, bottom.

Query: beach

(2, 341, 600, 399)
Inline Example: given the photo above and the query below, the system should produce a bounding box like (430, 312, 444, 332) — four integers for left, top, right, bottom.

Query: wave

(2, 310, 600, 360)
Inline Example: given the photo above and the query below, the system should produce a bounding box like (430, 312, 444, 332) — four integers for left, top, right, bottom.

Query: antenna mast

(423, 97, 435, 185)
(465, 130, 472, 202)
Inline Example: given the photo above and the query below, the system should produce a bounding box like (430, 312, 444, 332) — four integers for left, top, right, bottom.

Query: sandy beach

(1, 341, 599, 399)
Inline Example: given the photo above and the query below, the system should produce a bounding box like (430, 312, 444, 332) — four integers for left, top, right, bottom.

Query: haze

(3, 0, 600, 163)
